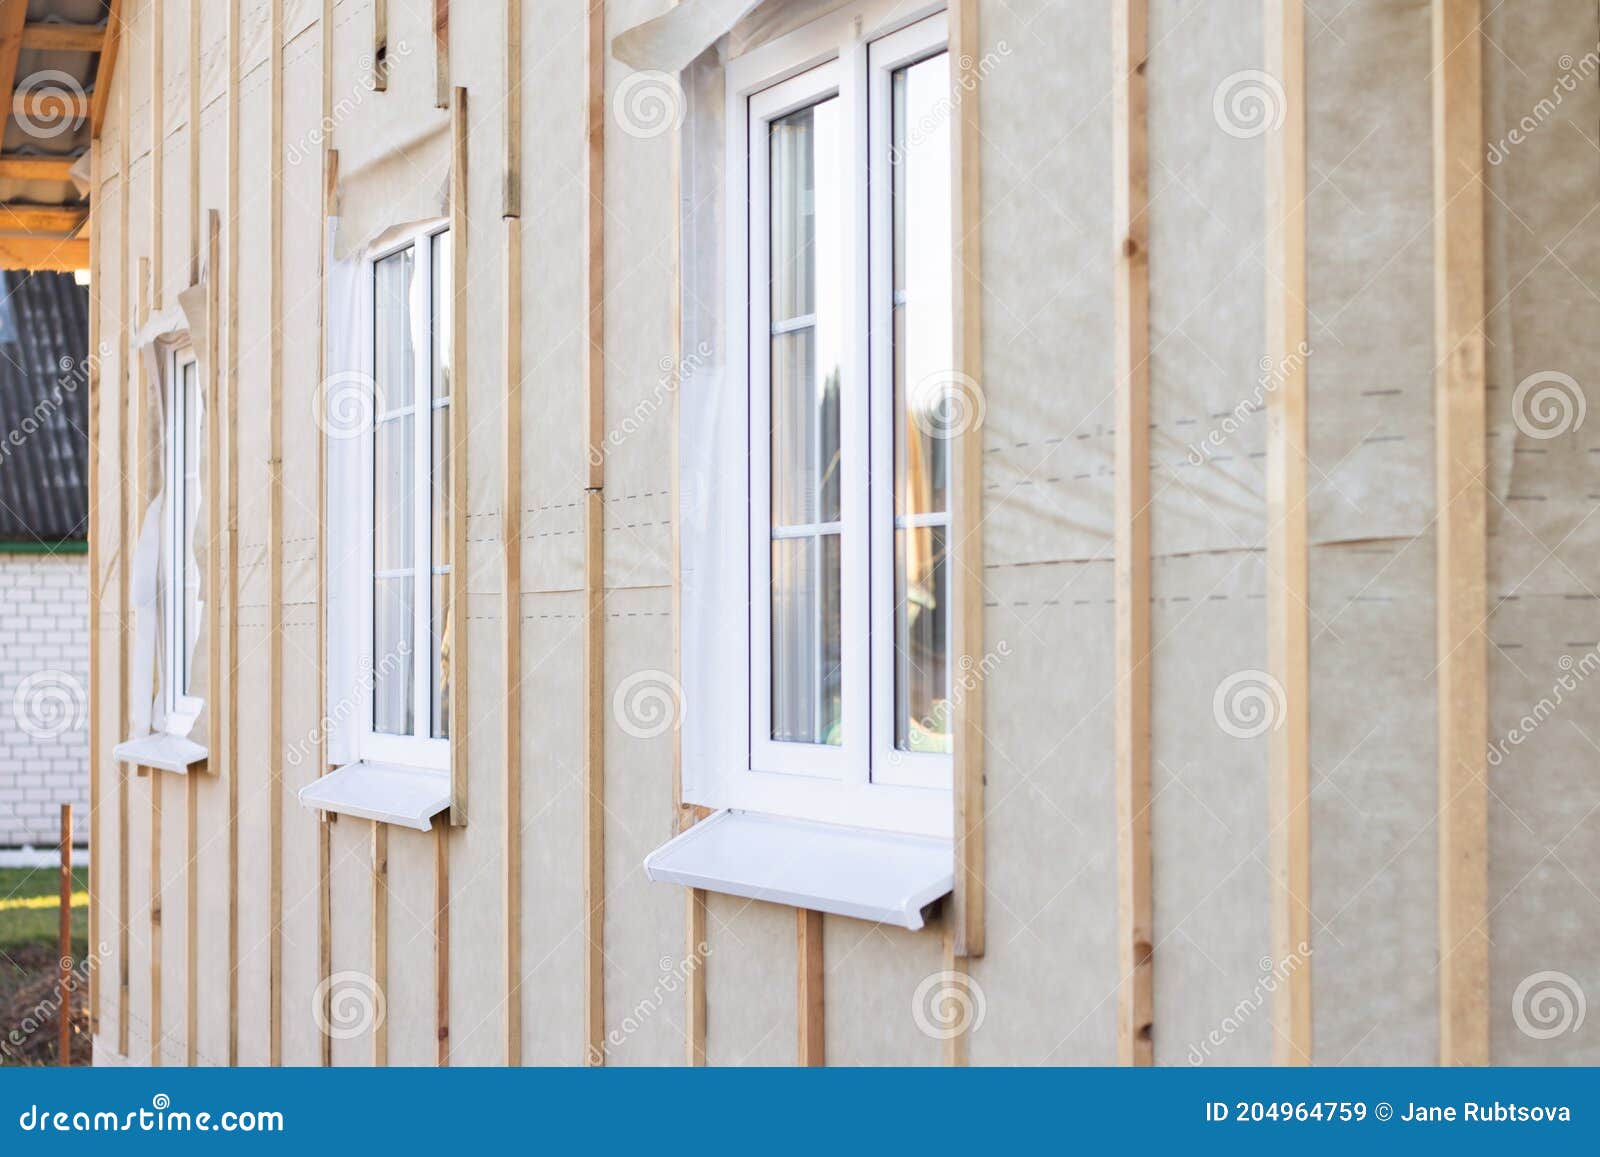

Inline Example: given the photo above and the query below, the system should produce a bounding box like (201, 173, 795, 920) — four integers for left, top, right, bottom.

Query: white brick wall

(0, 552, 89, 847)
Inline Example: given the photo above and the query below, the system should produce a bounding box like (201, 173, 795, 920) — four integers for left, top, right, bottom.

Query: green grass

(0, 867, 88, 955)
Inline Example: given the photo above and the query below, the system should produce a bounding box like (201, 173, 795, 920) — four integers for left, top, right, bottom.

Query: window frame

(708, 0, 952, 839)
(162, 343, 203, 730)
(348, 220, 451, 775)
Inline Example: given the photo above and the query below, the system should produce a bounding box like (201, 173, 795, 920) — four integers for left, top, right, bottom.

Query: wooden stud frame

(1432, 0, 1489, 1068)
(1113, 0, 1153, 1066)
(1265, 0, 1312, 1065)
(948, 0, 985, 964)
(195, 207, 219, 1070)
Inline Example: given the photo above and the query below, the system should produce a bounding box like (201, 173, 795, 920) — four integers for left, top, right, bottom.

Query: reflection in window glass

(769, 99, 844, 746)
(892, 53, 953, 754)
(430, 231, 451, 739)
(373, 246, 416, 735)
(180, 359, 201, 691)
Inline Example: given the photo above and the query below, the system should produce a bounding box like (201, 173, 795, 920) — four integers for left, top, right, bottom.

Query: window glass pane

(431, 232, 451, 400)
(430, 231, 451, 739)
(431, 572, 449, 739)
(892, 53, 953, 754)
(770, 533, 843, 746)
(373, 414, 413, 571)
(893, 55, 952, 522)
(374, 248, 414, 411)
(769, 99, 842, 529)
(373, 576, 414, 735)
(181, 360, 201, 690)
(895, 525, 950, 752)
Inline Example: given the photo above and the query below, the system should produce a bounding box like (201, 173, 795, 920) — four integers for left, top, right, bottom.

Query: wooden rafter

(0, 233, 87, 270)
(22, 21, 107, 53)
(0, 2, 30, 121)
(0, 201, 86, 233)
(88, 0, 123, 137)
(14, 86, 87, 120)
(0, 154, 75, 182)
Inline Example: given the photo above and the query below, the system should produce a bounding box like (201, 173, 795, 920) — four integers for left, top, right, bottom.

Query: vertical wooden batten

(448, 87, 469, 827)
(501, 0, 524, 1071)
(184, 0, 203, 1069)
(582, 0, 606, 1068)
(267, 0, 285, 1068)
(224, 0, 241, 1069)
(315, 0, 336, 1069)
(371, 823, 388, 1066)
(797, 910, 824, 1066)
(1264, 0, 1312, 1065)
(149, 0, 162, 310)
(195, 208, 219, 1069)
(138, 256, 158, 1066)
(435, 822, 450, 1065)
(1113, 0, 1153, 1067)
(434, 0, 450, 109)
(86, 138, 102, 1036)
(1432, 0, 1489, 1067)
(116, 44, 131, 1059)
(947, 0, 985, 966)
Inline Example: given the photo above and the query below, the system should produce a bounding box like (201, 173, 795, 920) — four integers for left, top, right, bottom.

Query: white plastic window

(163, 345, 202, 722)
(359, 224, 452, 772)
(708, 3, 952, 836)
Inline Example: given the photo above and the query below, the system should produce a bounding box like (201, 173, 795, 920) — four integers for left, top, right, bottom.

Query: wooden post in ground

(58, 803, 72, 1065)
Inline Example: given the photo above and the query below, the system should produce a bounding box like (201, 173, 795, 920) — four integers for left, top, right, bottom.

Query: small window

(163, 345, 202, 721)
(361, 224, 452, 772)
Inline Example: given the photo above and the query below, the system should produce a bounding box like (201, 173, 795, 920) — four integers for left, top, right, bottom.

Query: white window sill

(643, 809, 953, 930)
(297, 761, 450, 831)
(113, 733, 208, 774)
